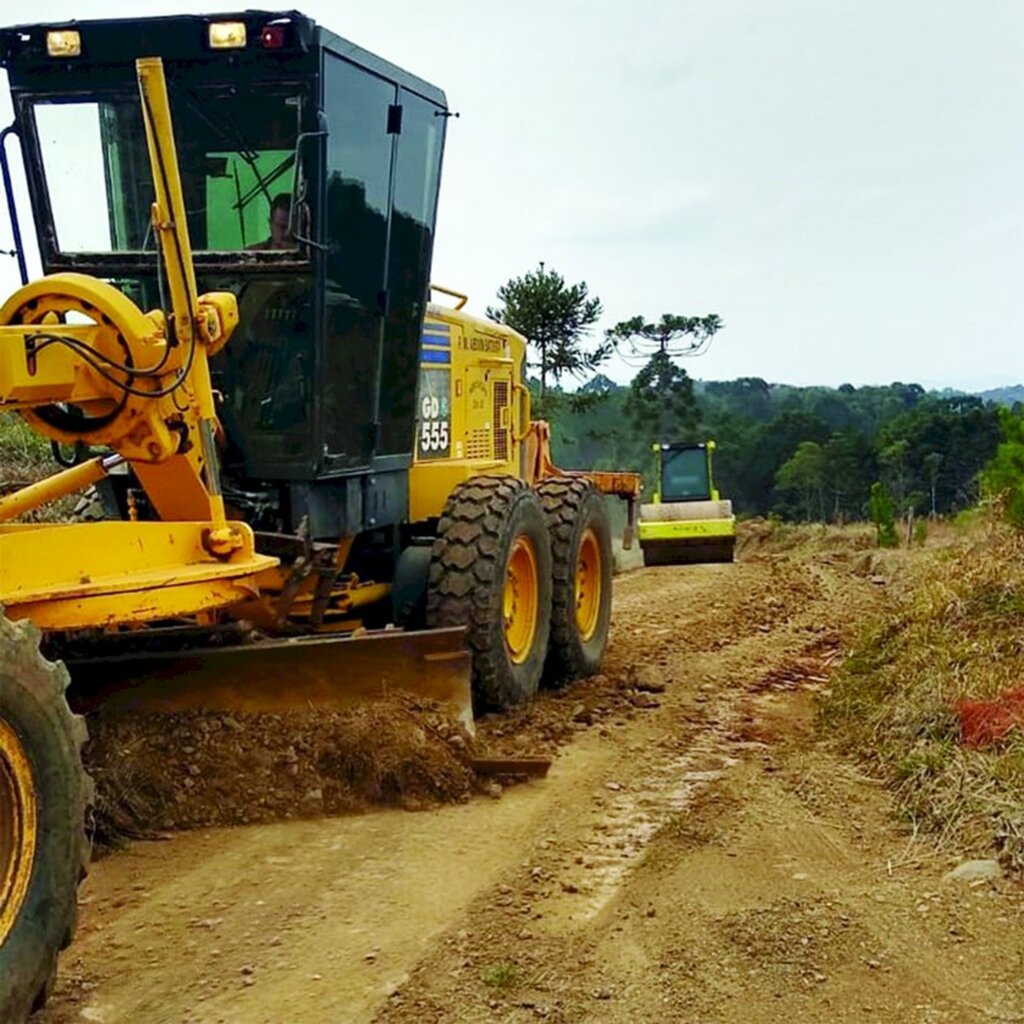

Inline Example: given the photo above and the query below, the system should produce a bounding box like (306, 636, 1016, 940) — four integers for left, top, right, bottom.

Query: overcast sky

(0, 0, 1020, 391)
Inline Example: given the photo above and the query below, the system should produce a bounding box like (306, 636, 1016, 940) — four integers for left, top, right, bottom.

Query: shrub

(982, 407, 1024, 527)
(869, 481, 898, 548)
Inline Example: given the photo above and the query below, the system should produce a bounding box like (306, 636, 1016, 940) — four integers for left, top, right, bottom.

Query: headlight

(208, 22, 247, 50)
(46, 30, 81, 58)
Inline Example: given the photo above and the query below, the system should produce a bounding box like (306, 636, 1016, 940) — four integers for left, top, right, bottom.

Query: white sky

(0, 0, 1021, 391)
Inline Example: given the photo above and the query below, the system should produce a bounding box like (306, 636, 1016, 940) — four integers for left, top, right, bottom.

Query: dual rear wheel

(426, 475, 612, 711)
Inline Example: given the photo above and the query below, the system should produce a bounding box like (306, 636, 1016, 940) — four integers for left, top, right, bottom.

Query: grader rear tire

(426, 476, 552, 711)
(537, 477, 613, 685)
(0, 615, 91, 1022)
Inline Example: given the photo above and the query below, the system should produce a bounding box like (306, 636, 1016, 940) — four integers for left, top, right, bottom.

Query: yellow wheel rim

(575, 527, 602, 642)
(0, 719, 38, 945)
(504, 535, 539, 665)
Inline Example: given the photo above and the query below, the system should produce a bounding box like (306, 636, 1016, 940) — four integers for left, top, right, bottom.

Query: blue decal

(421, 349, 451, 364)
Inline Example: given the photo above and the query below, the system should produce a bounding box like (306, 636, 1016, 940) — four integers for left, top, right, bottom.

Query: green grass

(480, 962, 519, 990)
(0, 412, 53, 480)
(0, 412, 80, 521)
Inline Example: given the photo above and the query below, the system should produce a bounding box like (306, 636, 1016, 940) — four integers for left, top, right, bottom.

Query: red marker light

(261, 24, 287, 49)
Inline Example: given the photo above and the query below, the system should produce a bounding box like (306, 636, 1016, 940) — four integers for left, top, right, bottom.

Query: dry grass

(737, 517, 876, 558)
(820, 516, 1024, 869)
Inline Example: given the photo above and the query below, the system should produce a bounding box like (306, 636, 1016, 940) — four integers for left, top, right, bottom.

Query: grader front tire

(426, 476, 553, 711)
(0, 616, 91, 1022)
(537, 477, 614, 685)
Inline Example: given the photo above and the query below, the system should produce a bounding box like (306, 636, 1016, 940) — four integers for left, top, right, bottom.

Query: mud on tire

(537, 476, 613, 685)
(0, 614, 91, 1022)
(426, 476, 553, 712)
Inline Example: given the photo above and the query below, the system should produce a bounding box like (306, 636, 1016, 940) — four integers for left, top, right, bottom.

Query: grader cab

(0, 12, 640, 1019)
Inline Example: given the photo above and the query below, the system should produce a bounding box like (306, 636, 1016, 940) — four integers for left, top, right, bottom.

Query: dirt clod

(84, 693, 476, 841)
(629, 665, 667, 693)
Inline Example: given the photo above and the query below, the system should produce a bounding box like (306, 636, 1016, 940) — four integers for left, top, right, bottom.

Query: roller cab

(639, 441, 736, 565)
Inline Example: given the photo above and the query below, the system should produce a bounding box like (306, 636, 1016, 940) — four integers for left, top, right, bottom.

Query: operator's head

(268, 193, 292, 249)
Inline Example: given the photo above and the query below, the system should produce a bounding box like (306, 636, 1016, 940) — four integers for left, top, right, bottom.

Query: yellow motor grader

(0, 12, 640, 1019)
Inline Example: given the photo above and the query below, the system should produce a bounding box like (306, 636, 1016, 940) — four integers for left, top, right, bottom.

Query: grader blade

(66, 627, 474, 734)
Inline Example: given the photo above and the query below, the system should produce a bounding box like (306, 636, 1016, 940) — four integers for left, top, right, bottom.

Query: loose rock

(943, 859, 1002, 883)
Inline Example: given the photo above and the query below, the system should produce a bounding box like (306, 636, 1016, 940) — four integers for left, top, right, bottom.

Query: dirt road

(37, 541, 1024, 1024)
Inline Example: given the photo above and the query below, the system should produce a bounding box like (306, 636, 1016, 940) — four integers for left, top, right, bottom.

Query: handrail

(429, 282, 468, 309)
(0, 124, 28, 286)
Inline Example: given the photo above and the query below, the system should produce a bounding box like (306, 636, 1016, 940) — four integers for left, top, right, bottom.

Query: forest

(548, 375, 1016, 521)
(488, 263, 1020, 523)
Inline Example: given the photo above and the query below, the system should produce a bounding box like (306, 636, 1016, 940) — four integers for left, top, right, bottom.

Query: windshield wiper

(168, 82, 283, 209)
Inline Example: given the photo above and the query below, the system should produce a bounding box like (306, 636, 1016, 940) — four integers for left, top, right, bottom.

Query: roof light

(208, 22, 247, 50)
(261, 23, 288, 49)
(46, 30, 81, 58)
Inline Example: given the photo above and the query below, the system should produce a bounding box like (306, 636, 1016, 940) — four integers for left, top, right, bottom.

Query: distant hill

(976, 385, 1024, 407)
(570, 377, 1022, 406)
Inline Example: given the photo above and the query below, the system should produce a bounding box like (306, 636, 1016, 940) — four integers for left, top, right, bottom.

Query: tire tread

(536, 476, 613, 684)
(0, 612, 91, 1021)
(426, 476, 551, 710)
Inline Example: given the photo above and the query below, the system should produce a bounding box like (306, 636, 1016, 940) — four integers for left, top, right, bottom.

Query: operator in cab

(248, 192, 294, 250)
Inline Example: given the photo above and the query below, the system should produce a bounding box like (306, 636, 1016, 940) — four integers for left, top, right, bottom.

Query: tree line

(487, 262, 1016, 522)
